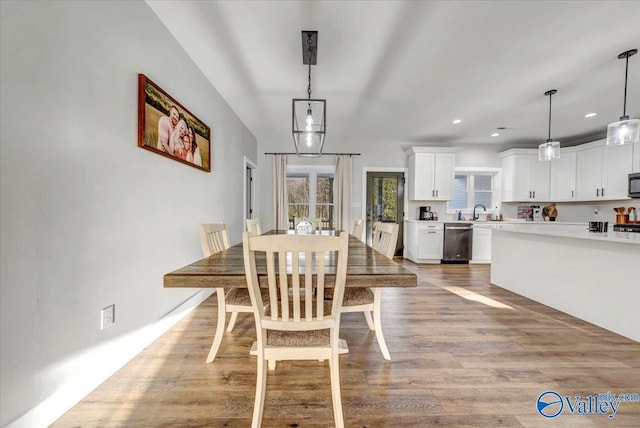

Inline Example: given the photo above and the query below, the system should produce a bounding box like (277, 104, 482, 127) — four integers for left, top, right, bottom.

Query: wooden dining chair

(339, 222, 399, 360)
(352, 219, 364, 241)
(199, 222, 265, 363)
(246, 218, 262, 235)
(242, 231, 350, 428)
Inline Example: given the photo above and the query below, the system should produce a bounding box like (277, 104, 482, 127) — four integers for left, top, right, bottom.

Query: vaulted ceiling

(148, 0, 640, 150)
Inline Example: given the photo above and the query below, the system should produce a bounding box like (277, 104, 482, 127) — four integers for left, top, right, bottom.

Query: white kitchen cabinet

(500, 149, 550, 202)
(550, 149, 577, 201)
(634, 142, 640, 173)
(406, 147, 456, 201)
(575, 139, 633, 200)
(471, 227, 491, 263)
(404, 221, 443, 263)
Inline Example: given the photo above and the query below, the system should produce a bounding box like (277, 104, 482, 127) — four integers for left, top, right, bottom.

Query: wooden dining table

(164, 230, 417, 362)
(164, 230, 417, 289)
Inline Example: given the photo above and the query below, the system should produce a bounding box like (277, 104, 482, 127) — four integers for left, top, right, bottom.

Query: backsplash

(502, 200, 640, 223)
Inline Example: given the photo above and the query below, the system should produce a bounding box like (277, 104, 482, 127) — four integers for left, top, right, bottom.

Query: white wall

(0, 1, 256, 426)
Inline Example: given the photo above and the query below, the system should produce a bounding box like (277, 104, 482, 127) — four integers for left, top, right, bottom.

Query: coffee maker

(419, 206, 434, 221)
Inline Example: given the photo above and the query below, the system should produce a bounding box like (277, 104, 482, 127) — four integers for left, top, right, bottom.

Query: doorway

(244, 157, 256, 223)
(365, 171, 405, 257)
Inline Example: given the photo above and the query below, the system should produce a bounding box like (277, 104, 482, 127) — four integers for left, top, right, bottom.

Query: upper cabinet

(550, 148, 577, 201)
(633, 142, 640, 173)
(406, 147, 456, 201)
(500, 149, 550, 202)
(575, 139, 633, 200)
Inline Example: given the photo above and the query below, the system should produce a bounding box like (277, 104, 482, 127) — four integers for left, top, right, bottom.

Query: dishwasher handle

(445, 226, 473, 230)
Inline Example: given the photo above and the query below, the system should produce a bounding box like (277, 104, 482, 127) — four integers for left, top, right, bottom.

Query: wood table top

(164, 231, 417, 289)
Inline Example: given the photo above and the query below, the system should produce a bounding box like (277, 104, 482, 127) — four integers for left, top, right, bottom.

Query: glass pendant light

(292, 31, 326, 157)
(539, 89, 561, 161)
(607, 49, 639, 146)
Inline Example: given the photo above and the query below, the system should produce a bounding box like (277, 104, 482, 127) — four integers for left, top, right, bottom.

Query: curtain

(272, 154, 288, 230)
(333, 155, 353, 232)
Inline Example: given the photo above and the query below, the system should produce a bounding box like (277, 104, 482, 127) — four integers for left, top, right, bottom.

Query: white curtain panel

(272, 154, 288, 230)
(333, 155, 353, 232)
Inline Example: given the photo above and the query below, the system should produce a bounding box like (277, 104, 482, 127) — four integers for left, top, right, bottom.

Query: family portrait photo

(137, 74, 211, 172)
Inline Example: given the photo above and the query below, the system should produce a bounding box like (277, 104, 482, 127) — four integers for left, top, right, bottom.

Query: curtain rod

(264, 152, 361, 156)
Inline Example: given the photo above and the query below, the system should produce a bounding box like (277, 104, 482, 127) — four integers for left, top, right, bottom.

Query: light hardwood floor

(53, 263, 640, 427)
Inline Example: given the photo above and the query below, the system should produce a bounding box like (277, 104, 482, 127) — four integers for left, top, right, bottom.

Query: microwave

(630, 172, 640, 198)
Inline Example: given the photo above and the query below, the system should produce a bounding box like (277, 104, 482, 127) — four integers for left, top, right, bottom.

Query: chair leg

(252, 355, 267, 428)
(363, 311, 375, 330)
(373, 288, 391, 361)
(206, 288, 227, 363)
(329, 346, 345, 428)
(227, 311, 239, 332)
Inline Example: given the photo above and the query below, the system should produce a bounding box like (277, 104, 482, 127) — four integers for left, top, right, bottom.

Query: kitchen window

(448, 170, 499, 212)
(287, 166, 335, 230)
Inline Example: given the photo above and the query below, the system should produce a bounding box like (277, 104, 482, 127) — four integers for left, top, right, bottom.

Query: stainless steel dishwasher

(442, 223, 473, 263)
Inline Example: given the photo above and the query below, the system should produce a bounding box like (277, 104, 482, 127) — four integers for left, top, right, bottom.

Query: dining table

(164, 230, 417, 361)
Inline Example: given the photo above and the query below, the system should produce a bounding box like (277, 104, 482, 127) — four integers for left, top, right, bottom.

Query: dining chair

(242, 231, 349, 428)
(246, 218, 262, 235)
(352, 219, 364, 241)
(339, 222, 398, 360)
(199, 222, 265, 363)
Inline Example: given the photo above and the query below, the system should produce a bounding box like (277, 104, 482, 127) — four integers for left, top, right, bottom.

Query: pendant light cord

(623, 54, 629, 117)
(307, 34, 313, 101)
(548, 92, 552, 141)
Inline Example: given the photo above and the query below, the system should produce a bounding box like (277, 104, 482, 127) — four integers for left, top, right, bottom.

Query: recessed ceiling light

(452, 119, 462, 124)
(585, 112, 597, 118)
(491, 133, 500, 137)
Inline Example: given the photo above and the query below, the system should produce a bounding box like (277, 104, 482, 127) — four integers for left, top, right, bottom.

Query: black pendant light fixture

(539, 89, 561, 161)
(606, 49, 639, 146)
(292, 30, 326, 157)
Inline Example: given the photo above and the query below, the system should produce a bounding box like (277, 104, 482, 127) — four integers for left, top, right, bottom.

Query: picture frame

(137, 74, 211, 172)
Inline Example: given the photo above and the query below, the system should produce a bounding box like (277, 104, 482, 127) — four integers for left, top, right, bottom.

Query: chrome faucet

(473, 204, 487, 221)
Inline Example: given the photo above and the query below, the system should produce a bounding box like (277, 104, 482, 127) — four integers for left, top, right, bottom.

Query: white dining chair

(352, 219, 364, 241)
(242, 231, 349, 428)
(246, 218, 263, 235)
(339, 222, 398, 360)
(199, 222, 266, 363)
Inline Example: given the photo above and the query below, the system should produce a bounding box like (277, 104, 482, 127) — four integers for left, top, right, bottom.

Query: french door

(366, 171, 404, 257)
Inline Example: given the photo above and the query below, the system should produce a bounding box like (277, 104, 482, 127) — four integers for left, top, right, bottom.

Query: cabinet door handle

(533, 191, 535, 198)
(572, 190, 574, 198)
(596, 188, 600, 197)
(431, 190, 434, 197)
(602, 188, 605, 197)
(436, 189, 439, 197)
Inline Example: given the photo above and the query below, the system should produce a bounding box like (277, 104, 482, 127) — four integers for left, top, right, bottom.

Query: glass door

(366, 171, 404, 256)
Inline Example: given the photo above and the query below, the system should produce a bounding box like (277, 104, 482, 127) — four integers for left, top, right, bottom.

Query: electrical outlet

(101, 304, 115, 329)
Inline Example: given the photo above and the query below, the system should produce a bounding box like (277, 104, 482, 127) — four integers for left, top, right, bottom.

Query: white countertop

(489, 223, 640, 244)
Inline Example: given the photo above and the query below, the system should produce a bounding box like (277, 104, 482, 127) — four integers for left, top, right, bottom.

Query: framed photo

(137, 74, 211, 172)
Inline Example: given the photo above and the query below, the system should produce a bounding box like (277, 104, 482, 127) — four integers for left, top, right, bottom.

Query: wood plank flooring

(52, 263, 640, 427)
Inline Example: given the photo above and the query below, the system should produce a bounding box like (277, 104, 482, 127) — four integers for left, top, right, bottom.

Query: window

(287, 167, 334, 230)
(448, 172, 495, 211)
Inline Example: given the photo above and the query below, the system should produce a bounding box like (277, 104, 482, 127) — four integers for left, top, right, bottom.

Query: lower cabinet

(471, 227, 491, 263)
(405, 221, 443, 263)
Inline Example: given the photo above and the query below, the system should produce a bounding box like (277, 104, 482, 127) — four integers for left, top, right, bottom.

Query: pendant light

(292, 31, 326, 157)
(606, 49, 639, 146)
(539, 89, 561, 161)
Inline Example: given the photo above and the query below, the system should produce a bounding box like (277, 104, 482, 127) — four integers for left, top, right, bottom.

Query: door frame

(361, 167, 408, 257)
(243, 156, 257, 224)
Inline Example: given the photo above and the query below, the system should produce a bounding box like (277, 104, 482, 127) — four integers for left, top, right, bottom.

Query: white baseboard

(6, 289, 215, 428)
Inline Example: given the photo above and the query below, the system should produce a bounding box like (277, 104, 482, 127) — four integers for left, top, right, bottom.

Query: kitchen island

(490, 224, 640, 342)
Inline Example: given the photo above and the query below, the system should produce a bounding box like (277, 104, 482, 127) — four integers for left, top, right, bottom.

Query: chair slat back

(199, 223, 231, 257)
(372, 222, 399, 260)
(243, 232, 349, 331)
(246, 218, 262, 236)
(352, 219, 364, 241)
